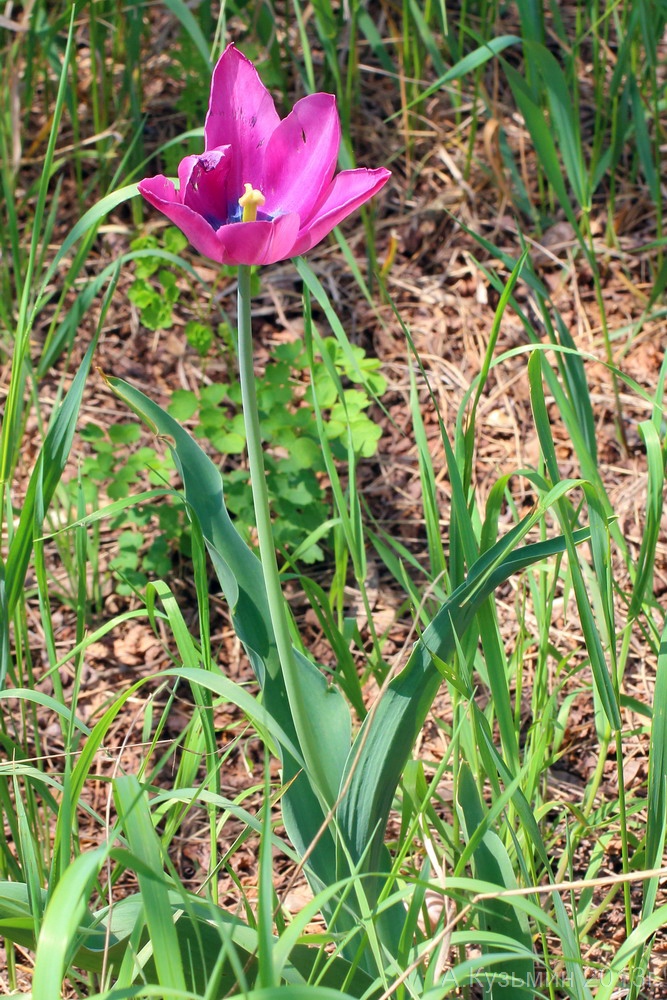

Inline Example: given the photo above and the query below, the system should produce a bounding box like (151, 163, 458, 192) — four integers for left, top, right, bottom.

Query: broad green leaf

(32, 849, 107, 1000)
(337, 492, 593, 881)
(0, 882, 48, 951)
(106, 377, 350, 886)
(0, 879, 378, 996)
(227, 987, 361, 1000)
(515, 0, 544, 43)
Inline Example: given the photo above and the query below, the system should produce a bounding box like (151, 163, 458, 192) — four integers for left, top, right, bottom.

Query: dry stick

(376, 867, 667, 1000)
(473, 866, 667, 902)
(377, 903, 474, 1000)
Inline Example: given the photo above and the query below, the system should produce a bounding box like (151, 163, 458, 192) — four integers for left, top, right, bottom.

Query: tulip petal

(176, 155, 199, 193)
(213, 214, 301, 266)
(179, 147, 233, 229)
(291, 167, 391, 255)
(140, 46, 390, 268)
(137, 176, 228, 263)
(263, 94, 340, 221)
(204, 44, 280, 202)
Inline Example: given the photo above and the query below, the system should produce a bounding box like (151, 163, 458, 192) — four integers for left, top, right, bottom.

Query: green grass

(1, 2, 666, 998)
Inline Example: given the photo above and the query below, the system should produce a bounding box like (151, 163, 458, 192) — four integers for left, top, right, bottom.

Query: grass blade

(457, 763, 534, 995)
(105, 376, 348, 898)
(32, 848, 106, 1000)
(114, 775, 187, 997)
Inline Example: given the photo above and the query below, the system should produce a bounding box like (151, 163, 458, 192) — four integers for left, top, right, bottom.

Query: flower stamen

(239, 183, 266, 222)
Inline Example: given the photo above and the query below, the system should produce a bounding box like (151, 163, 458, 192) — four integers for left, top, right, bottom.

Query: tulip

(138, 43, 390, 266)
(138, 45, 391, 799)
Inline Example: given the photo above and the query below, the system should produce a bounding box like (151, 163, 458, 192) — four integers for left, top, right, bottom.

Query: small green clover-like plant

(168, 336, 387, 562)
(129, 227, 260, 339)
(128, 229, 188, 331)
(86, 286, 386, 568)
(109, 521, 175, 595)
(304, 338, 386, 458)
(184, 319, 214, 358)
(79, 422, 173, 501)
(77, 422, 183, 593)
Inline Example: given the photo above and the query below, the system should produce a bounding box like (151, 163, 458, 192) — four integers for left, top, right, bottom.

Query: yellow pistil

(239, 183, 266, 222)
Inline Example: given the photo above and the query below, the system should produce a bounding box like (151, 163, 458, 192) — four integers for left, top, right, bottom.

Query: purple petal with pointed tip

(204, 44, 280, 202)
(263, 93, 340, 221)
(139, 45, 391, 267)
(137, 176, 227, 262)
(291, 167, 391, 255)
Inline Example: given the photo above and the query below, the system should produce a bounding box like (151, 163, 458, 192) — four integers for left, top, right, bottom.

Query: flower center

(239, 183, 266, 223)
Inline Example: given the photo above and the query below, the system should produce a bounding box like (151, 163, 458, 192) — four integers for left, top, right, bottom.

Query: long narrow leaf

(337, 490, 593, 879)
(114, 776, 187, 996)
(457, 763, 534, 996)
(5, 331, 100, 626)
(527, 352, 621, 730)
(32, 849, 106, 1000)
(106, 377, 350, 889)
(643, 621, 667, 916)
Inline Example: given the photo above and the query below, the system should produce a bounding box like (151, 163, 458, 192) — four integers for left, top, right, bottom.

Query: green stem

(235, 265, 331, 806)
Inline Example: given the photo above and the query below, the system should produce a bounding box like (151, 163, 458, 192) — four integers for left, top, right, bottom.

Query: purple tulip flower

(138, 44, 391, 267)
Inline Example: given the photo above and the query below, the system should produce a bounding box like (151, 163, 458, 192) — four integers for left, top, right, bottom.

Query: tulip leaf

(105, 377, 349, 881)
(0, 880, 378, 997)
(109, 376, 591, 971)
(337, 487, 593, 879)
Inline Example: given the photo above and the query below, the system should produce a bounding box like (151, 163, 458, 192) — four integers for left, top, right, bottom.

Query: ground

(3, 4, 667, 996)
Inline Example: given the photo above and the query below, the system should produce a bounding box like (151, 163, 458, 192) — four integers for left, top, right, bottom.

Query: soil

(3, 4, 667, 997)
